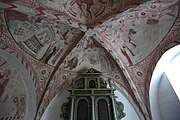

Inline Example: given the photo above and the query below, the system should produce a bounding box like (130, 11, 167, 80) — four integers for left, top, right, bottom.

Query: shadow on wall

(150, 45, 180, 120)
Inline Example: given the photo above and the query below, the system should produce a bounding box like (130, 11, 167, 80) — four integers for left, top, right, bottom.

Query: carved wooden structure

(60, 68, 125, 120)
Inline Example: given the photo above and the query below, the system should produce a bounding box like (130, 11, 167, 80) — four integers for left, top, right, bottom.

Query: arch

(114, 86, 142, 120)
(75, 97, 91, 120)
(40, 89, 70, 120)
(0, 49, 36, 120)
(89, 80, 96, 88)
(149, 45, 180, 120)
(41, 76, 79, 120)
(95, 97, 113, 120)
(97, 98, 110, 120)
(77, 99, 89, 120)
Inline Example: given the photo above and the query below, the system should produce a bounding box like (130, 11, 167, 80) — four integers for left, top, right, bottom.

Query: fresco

(0, 0, 179, 119)
(39, 0, 138, 25)
(4, 9, 82, 66)
(61, 36, 119, 72)
(94, 0, 179, 66)
(0, 57, 26, 120)
(65, 0, 117, 20)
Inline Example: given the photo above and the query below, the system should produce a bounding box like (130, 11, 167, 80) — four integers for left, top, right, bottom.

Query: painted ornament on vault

(95, 0, 179, 66)
(0, 57, 26, 120)
(4, 9, 81, 66)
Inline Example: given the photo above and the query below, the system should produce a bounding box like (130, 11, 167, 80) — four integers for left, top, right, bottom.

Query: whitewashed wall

(150, 45, 180, 120)
(41, 89, 140, 120)
(159, 74, 180, 120)
(41, 89, 70, 120)
(115, 90, 141, 120)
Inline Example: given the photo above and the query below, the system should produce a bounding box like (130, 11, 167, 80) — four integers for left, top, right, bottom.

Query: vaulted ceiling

(0, 0, 180, 120)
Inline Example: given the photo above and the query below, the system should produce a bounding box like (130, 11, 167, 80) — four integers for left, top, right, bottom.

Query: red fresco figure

(64, 55, 79, 70)
(120, 45, 133, 66)
(0, 69, 11, 97)
(71, 0, 106, 18)
(128, 29, 137, 47)
(71, 0, 94, 18)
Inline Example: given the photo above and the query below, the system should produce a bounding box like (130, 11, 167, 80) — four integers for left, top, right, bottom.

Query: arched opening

(89, 80, 96, 88)
(77, 99, 89, 120)
(98, 99, 110, 120)
(150, 45, 180, 120)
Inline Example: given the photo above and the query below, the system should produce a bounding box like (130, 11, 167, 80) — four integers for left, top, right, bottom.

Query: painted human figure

(70, 0, 106, 18)
(0, 69, 11, 97)
(36, 32, 49, 45)
(127, 28, 136, 47)
(120, 45, 134, 66)
(64, 55, 79, 70)
(56, 27, 71, 45)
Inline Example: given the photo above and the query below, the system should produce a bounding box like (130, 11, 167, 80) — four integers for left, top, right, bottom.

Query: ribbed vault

(0, 0, 180, 120)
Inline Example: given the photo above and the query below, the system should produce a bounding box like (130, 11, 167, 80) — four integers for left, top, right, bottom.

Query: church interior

(0, 0, 180, 120)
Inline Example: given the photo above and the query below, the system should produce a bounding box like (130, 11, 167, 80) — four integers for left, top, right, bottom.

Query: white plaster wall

(115, 90, 141, 120)
(159, 74, 180, 120)
(150, 45, 180, 120)
(41, 89, 140, 120)
(41, 89, 70, 120)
